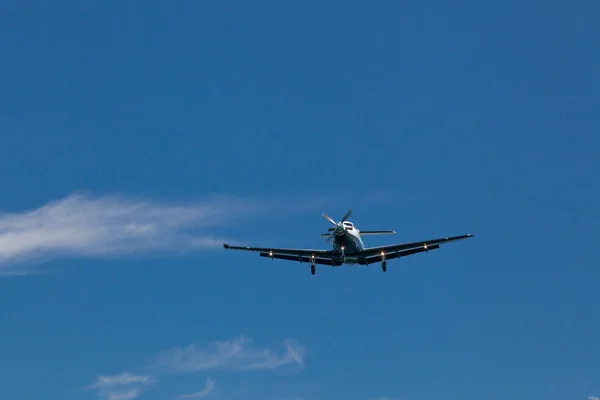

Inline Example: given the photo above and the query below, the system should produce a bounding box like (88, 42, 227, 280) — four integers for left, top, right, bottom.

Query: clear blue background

(1, 1, 599, 399)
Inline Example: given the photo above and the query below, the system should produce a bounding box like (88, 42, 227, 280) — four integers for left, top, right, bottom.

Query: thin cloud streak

(87, 372, 154, 400)
(180, 378, 216, 398)
(88, 372, 154, 389)
(86, 336, 304, 400)
(0, 192, 267, 274)
(0, 190, 394, 275)
(153, 335, 305, 373)
(107, 388, 142, 400)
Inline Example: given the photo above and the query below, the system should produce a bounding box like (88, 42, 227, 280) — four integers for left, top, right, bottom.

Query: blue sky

(1, 1, 599, 399)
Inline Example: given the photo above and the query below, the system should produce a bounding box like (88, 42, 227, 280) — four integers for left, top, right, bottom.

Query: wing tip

(223, 243, 230, 249)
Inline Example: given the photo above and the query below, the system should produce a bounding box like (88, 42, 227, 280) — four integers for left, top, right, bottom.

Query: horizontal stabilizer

(359, 230, 396, 235)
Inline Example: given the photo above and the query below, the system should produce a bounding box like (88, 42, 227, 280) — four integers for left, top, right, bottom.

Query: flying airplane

(223, 209, 474, 275)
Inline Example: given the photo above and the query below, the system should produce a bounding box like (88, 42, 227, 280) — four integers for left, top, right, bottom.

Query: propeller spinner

(321, 209, 352, 242)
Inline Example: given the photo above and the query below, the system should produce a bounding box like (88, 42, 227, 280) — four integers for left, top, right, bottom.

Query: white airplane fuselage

(329, 221, 365, 262)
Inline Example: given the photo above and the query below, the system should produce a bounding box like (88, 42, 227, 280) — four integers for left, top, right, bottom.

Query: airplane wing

(222, 243, 339, 266)
(357, 234, 475, 264)
(223, 234, 474, 267)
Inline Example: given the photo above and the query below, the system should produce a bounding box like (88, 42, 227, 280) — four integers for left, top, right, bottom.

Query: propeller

(321, 213, 337, 226)
(321, 209, 352, 242)
(325, 231, 335, 242)
(341, 209, 352, 222)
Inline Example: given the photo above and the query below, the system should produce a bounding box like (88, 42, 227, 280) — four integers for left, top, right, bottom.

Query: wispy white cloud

(88, 372, 154, 389)
(0, 190, 393, 276)
(153, 335, 305, 374)
(589, 396, 599, 400)
(87, 372, 154, 400)
(180, 378, 216, 398)
(0, 192, 267, 274)
(86, 336, 304, 400)
(107, 388, 142, 400)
